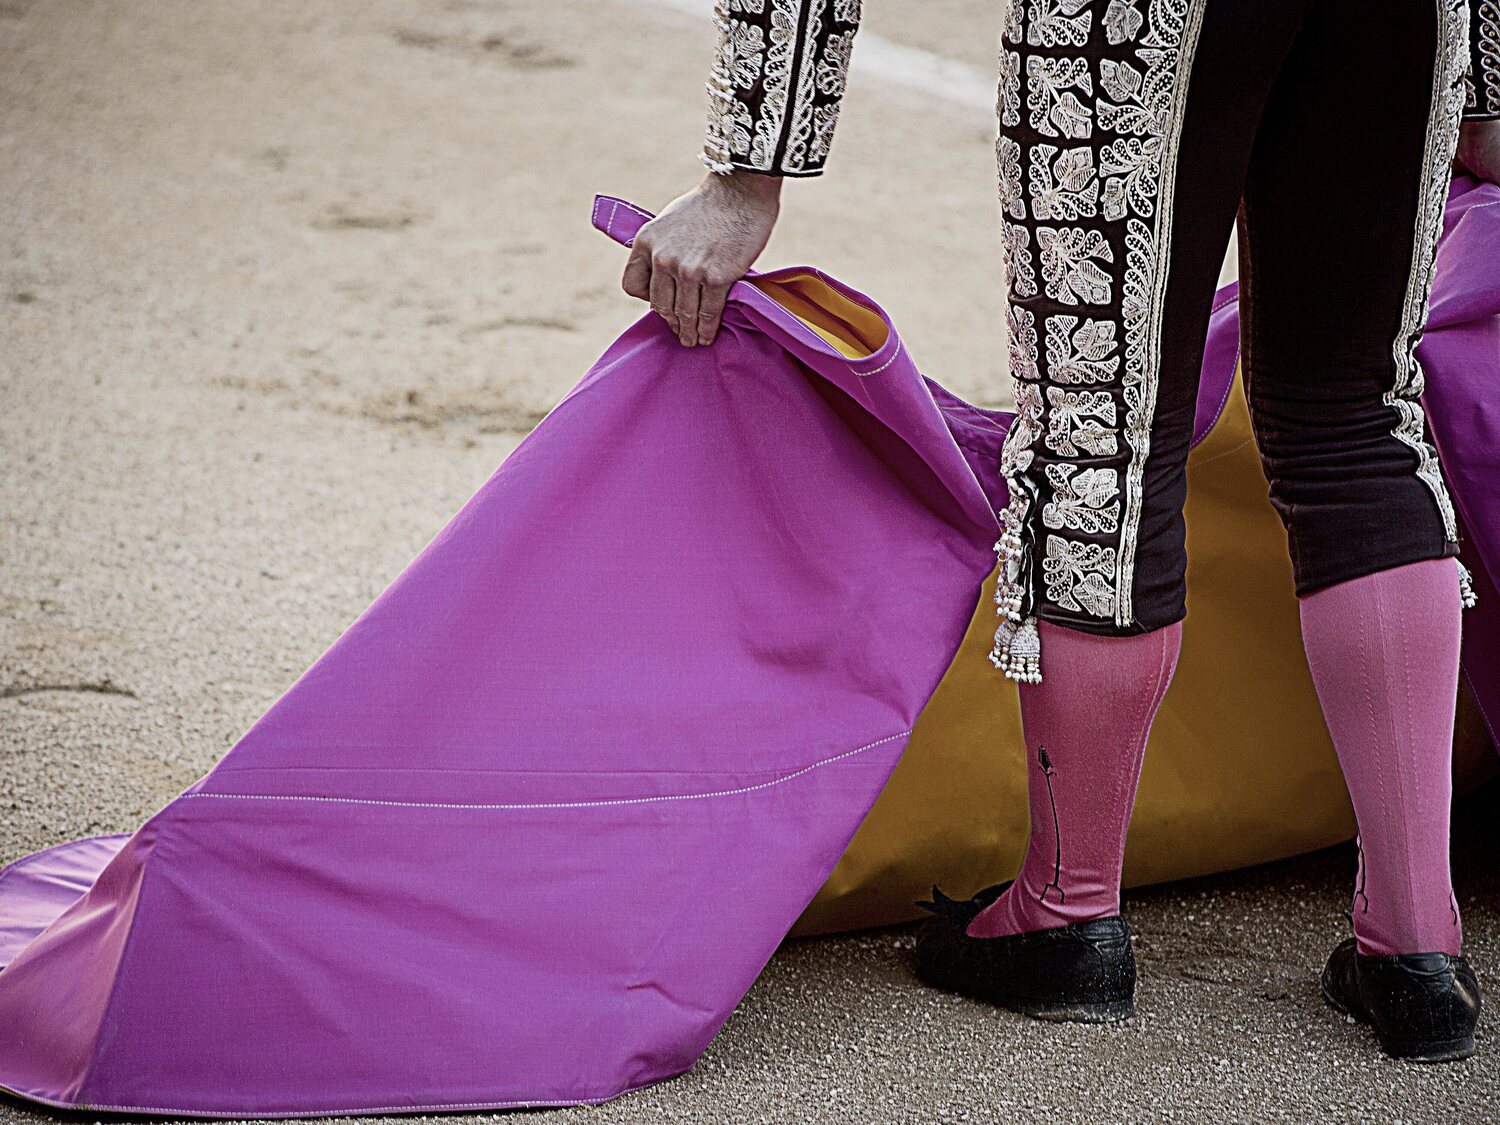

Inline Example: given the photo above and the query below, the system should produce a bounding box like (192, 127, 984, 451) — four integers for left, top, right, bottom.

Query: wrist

(700, 168, 784, 205)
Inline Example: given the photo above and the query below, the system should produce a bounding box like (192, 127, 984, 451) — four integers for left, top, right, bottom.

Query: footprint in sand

(391, 26, 574, 69)
(459, 315, 577, 339)
(360, 385, 548, 434)
(1, 681, 138, 702)
(314, 205, 420, 232)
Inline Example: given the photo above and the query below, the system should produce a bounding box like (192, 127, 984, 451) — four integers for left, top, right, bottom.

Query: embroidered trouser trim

(992, 0, 1469, 681)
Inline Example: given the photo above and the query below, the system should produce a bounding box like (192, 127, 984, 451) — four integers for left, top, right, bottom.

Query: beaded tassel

(992, 616, 1042, 684)
(1457, 559, 1477, 609)
(988, 499, 1043, 684)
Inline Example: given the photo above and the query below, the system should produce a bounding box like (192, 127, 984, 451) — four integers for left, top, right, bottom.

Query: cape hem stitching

(180, 729, 914, 811)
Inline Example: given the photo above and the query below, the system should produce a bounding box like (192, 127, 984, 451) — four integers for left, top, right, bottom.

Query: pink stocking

(967, 620, 1181, 939)
(1298, 557, 1464, 957)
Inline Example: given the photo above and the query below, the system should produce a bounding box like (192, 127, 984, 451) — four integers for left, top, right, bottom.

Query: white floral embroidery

(778, 0, 827, 172)
(1027, 56, 1094, 139)
(1002, 222, 1038, 298)
(1144, 0, 1190, 48)
(1003, 380, 1044, 477)
(1015, 378, 1045, 414)
(1103, 0, 1145, 44)
(709, 97, 756, 160)
(1045, 314, 1121, 383)
(999, 48, 1022, 129)
(1007, 304, 1040, 383)
(1026, 0, 1092, 48)
(1116, 218, 1156, 588)
(1478, 2, 1500, 117)
(1038, 227, 1114, 305)
(1120, 219, 1155, 382)
(996, 498, 1032, 595)
(818, 30, 854, 96)
(1001, 436, 1037, 480)
(1003, 0, 1024, 46)
(810, 102, 840, 162)
(1046, 387, 1119, 457)
(1384, 0, 1467, 543)
(990, 0, 1207, 677)
(990, 0, 1042, 677)
(747, 0, 800, 169)
(706, 0, 856, 175)
(1042, 464, 1122, 534)
(1097, 58, 1166, 138)
(1043, 535, 1117, 617)
(704, 3, 761, 168)
(1099, 136, 1162, 220)
(723, 20, 767, 87)
(1014, 380, 1045, 431)
(1029, 144, 1099, 221)
(1112, 2, 1204, 628)
(998, 135, 1027, 220)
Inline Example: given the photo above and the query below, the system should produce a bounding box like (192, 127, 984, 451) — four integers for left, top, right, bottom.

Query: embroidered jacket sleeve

(702, 0, 861, 177)
(1470, 0, 1500, 119)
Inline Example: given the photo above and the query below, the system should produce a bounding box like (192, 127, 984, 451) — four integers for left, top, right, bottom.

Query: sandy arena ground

(2, 1, 1498, 1120)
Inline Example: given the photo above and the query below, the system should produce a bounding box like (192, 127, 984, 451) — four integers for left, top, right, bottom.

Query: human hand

(621, 171, 782, 347)
(1456, 119, 1500, 185)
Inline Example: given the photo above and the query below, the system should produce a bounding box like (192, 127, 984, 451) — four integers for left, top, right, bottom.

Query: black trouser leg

(1240, 0, 1464, 593)
(992, 0, 1305, 672)
(1127, 0, 1306, 629)
(991, 1, 1467, 682)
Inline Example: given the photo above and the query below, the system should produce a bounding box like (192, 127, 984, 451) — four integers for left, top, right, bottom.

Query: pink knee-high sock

(1298, 557, 1464, 957)
(967, 620, 1181, 939)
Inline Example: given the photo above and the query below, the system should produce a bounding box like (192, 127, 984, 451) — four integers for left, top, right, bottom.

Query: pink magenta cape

(0, 184, 1495, 1116)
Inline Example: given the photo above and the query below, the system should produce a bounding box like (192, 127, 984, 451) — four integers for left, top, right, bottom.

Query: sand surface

(1, 1, 1496, 1120)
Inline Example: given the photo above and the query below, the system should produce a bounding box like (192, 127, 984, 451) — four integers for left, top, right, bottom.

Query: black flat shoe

(913, 882, 1135, 1023)
(1321, 938, 1481, 1062)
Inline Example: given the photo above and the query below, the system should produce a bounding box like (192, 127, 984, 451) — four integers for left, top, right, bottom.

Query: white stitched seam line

(858, 338, 903, 376)
(591, 196, 652, 246)
(1187, 346, 1240, 453)
(1187, 434, 1255, 469)
(1115, 0, 1208, 628)
(180, 731, 913, 811)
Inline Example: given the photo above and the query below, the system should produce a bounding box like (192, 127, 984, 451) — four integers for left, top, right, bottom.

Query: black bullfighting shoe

(913, 882, 1135, 1023)
(1321, 938, 1481, 1062)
